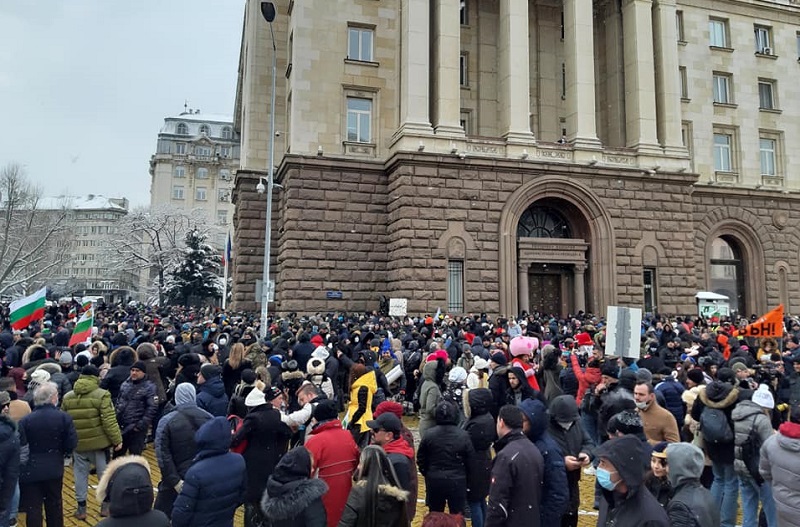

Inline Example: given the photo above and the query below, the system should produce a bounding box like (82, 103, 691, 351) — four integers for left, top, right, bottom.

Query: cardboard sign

(736, 305, 784, 337)
(605, 306, 643, 358)
(388, 298, 408, 316)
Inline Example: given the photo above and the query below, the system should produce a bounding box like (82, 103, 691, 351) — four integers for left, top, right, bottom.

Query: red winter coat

(305, 419, 359, 527)
(571, 353, 602, 406)
(511, 358, 541, 391)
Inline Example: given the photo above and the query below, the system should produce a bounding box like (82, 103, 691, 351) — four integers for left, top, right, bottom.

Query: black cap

(312, 399, 338, 422)
(81, 365, 100, 377)
(130, 361, 147, 373)
(366, 412, 402, 435)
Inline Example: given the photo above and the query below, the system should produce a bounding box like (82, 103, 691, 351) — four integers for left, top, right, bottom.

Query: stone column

(604, 0, 626, 148)
(518, 263, 530, 315)
(396, 0, 434, 136)
(564, 0, 601, 147)
(574, 263, 586, 314)
(432, 0, 464, 136)
(622, 0, 661, 153)
(498, 0, 535, 143)
(652, 0, 684, 154)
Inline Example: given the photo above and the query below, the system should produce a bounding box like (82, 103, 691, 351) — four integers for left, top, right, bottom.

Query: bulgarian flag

(69, 308, 94, 346)
(9, 287, 47, 330)
(81, 299, 92, 312)
(68, 306, 77, 319)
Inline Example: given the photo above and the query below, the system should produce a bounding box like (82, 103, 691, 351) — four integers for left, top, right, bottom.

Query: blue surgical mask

(596, 468, 619, 491)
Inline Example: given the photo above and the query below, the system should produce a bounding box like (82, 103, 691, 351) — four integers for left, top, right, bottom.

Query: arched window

(221, 126, 232, 139)
(517, 206, 572, 238)
(199, 124, 210, 135)
(709, 236, 745, 314)
(176, 123, 189, 135)
(196, 167, 209, 179)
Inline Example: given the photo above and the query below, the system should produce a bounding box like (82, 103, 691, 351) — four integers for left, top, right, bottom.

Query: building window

(172, 185, 185, 200)
(459, 53, 468, 86)
(758, 80, 776, 109)
(196, 187, 207, 201)
(175, 143, 186, 155)
(712, 73, 732, 104)
(679, 66, 688, 99)
(760, 138, 776, 176)
(347, 26, 373, 62)
(217, 211, 227, 225)
(221, 126, 232, 139)
(196, 167, 209, 179)
(643, 268, 658, 314)
(219, 169, 231, 181)
(561, 63, 566, 99)
(176, 123, 189, 135)
(676, 11, 685, 42)
(460, 0, 468, 25)
(174, 166, 185, 178)
(754, 25, 772, 54)
(797, 32, 800, 58)
(709, 18, 729, 48)
(218, 188, 230, 202)
(199, 124, 210, 135)
(346, 97, 372, 143)
(447, 260, 464, 312)
(460, 110, 471, 135)
(220, 145, 231, 158)
(713, 133, 732, 172)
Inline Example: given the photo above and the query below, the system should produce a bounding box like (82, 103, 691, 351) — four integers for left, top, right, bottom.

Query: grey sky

(0, 0, 243, 206)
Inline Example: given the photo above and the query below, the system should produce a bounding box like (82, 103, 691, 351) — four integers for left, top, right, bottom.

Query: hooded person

(536, 344, 564, 402)
(171, 417, 247, 527)
(463, 388, 496, 527)
(417, 360, 442, 439)
(665, 443, 720, 527)
(260, 446, 328, 527)
(519, 398, 570, 526)
(487, 352, 510, 418)
(594, 435, 670, 527)
(505, 366, 542, 406)
(153, 383, 213, 516)
(95, 455, 170, 527)
(196, 363, 229, 417)
(759, 405, 800, 527)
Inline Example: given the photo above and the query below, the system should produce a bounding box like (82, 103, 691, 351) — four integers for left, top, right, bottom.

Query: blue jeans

(469, 500, 486, 527)
(581, 411, 599, 444)
(711, 461, 739, 527)
(739, 475, 777, 527)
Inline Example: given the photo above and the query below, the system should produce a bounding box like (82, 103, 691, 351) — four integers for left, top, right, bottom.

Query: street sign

(326, 291, 343, 299)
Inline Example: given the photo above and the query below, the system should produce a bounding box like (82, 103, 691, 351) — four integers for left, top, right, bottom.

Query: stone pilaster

(432, 0, 464, 137)
(498, 0, 535, 144)
(652, 0, 685, 154)
(564, 0, 601, 148)
(518, 263, 530, 314)
(395, 0, 434, 137)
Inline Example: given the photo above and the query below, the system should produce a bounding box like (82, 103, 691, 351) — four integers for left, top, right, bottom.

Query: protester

(222, 342, 252, 398)
(196, 363, 228, 417)
(665, 442, 720, 527)
(633, 381, 680, 444)
(114, 361, 157, 457)
(95, 455, 170, 527)
(417, 360, 442, 438)
(260, 446, 327, 527)
(759, 404, 800, 527)
(0, 392, 21, 527)
(462, 388, 496, 527)
(339, 445, 410, 527)
(643, 442, 671, 508)
(373, 401, 418, 519)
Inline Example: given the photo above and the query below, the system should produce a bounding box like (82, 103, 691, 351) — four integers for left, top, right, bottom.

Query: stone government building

(230, 0, 800, 318)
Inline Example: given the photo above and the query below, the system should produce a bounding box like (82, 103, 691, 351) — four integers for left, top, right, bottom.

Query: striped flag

(81, 299, 92, 312)
(68, 306, 77, 319)
(69, 308, 94, 346)
(9, 287, 47, 330)
(222, 231, 232, 268)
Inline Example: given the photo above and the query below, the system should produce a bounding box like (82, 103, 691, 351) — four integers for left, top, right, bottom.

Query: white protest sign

(605, 306, 643, 358)
(388, 298, 408, 317)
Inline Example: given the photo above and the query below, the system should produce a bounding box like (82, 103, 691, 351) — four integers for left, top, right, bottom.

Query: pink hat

(509, 336, 539, 357)
(426, 350, 449, 362)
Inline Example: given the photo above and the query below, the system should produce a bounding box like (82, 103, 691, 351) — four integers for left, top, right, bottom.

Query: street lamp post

(259, 1, 277, 340)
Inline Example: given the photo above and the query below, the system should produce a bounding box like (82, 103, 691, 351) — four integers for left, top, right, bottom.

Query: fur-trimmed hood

(698, 382, 739, 409)
(353, 480, 409, 501)
(281, 370, 305, 382)
(261, 478, 328, 521)
(96, 455, 154, 518)
(36, 362, 62, 375)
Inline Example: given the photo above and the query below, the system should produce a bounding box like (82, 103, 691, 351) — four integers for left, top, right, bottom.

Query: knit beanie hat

(752, 384, 775, 409)
(130, 361, 147, 373)
(686, 368, 705, 385)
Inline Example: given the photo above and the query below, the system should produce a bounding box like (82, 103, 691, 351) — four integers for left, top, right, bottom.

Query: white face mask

(635, 401, 649, 410)
(558, 421, 573, 430)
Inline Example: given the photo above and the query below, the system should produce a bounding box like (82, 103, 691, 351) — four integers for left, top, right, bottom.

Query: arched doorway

(498, 176, 617, 318)
(709, 236, 746, 315)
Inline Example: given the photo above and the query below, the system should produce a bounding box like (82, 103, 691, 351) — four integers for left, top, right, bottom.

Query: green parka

(62, 374, 122, 452)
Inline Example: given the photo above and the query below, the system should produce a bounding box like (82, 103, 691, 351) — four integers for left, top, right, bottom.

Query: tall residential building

(231, 0, 800, 317)
(41, 195, 140, 303)
(149, 109, 241, 248)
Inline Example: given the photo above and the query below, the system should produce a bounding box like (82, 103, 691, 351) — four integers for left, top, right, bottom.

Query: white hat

(30, 369, 51, 385)
(448, 366, 468, 384)
(311, 346, 330, 360)
(752, 384, 775, 410)
(245, 388, 267, 407)
(472, 357, 489, 372)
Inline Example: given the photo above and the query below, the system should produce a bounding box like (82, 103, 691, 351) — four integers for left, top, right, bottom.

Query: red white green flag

(81, 299, 92, 312)
(9, 287, 47, 330)
(68, 306, 77, 319)
(69, 308, 94, 346)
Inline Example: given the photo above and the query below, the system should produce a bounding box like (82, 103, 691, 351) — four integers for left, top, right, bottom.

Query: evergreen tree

(165, 228, 223, 306)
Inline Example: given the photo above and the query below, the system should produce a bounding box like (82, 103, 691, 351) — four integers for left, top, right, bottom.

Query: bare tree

(105, 205, 219, 305)
(0, 163, 69, 295)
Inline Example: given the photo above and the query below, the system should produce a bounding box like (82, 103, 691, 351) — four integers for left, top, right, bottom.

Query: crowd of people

(1, 301, 800, 527)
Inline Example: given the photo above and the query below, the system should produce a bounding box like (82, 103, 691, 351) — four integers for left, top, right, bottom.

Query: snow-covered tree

(164, 228, 223, 307)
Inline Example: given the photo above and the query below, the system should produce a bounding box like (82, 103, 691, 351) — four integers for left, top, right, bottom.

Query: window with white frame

(709, 18, 729, 48)
(713, 133, 733, 172)
(196, 167, 209, 179)
(219, 169, 231, 181)
(174, 166, 185, 178)
(347, 26, 374, 62)
(460, 0, 468, 25)
(175, 143, 187, 155)
(195, 146, 212, 157)
(460, 53, 468, 86)
(176, 123, 189, 135)
(758, 80, 776, 109)
(218, 188, 229, 201)
(760, 137, 776, 176)
(199, 124, 210, 135)
(754, 25, 772, 54)
(460, 110, 471, 135)
(346, 97, 372, 143)
(713, 73, 732, 104)
(676, 11, 685, 42)
(196, 187, 207, 201)
(220, 145, 231, 158)
(221, 126, 232, 139)
(172, 185, 185, 200)
(217, 211, 228, 225)
(447, 260, 464, 312)
(679, 66, 689, 99)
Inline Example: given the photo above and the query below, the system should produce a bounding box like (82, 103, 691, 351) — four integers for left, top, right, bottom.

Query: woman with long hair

(222, 342, 252, 398)
(339, 445, 409, 527)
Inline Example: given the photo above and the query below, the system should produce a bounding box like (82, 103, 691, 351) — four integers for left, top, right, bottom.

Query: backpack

(227, 414, 248, 454)
(740, 415, 764, 484)
(700, 407, 734, 445)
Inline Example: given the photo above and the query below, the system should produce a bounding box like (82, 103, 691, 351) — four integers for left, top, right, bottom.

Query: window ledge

(709, 45, 734, 53)
(713, 102, 738, 109)
(343, 141, 377, 157)
(460, 85, 470, 91)
(678, 40, 688, 46)
(344, 58, 379, 68)
(755, 52, 778, 60)
(759, 107, 782, 114)
(681, 97, 691, 103)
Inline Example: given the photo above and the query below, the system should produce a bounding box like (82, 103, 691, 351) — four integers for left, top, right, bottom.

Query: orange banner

(735, 304, 784, 337)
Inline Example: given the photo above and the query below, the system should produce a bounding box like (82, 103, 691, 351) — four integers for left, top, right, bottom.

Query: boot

(100, 501, 110, 517)
(73, 504, 87, 520)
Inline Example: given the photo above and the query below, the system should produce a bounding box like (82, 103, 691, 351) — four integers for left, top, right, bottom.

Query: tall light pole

(258, 1, 277, 340)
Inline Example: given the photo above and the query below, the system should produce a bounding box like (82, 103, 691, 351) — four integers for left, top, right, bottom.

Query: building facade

(150, 109, 241, 248)
(231, 0, 800, 318)
(42, 195, 140, 304)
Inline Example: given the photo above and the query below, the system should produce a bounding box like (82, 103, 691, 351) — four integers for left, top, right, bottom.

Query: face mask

(596, 468, 619, 491)
(558, 421, 573, 431)
(635, 401, 648, 410)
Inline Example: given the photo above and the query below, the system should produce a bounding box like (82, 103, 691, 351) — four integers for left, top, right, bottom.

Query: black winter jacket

(0, 415, 21, 522)
(115, 378, 158, 433)
(338, 481, 409, 527)
(18, 404, 77, 483)
(690, 381, 739, 464)
(101, 365, 132, 401)
(154, 402, 213, 487)
(654, 377, 686, 428)
(488, 365, 510, 418)
(417, 402, 474, 482)
(463, 389, 496, 501)
(260, 447, 327, 527)
(485, 431, 544, 527)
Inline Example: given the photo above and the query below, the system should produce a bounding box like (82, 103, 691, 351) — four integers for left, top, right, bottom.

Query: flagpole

(222, 232, 230, 311)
